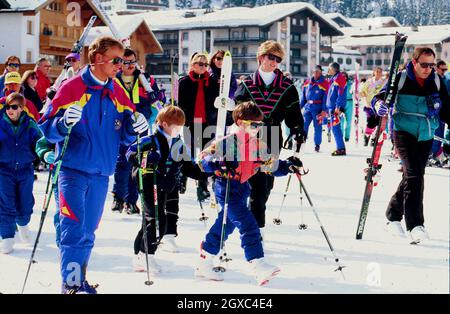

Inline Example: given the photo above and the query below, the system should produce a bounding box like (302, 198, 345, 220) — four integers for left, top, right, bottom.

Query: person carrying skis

(234, 40, 305, 236)
(111, 47, 166, 215)
(300, 65, 329, 152)
(372, 47, 450, 243)
(178, 53, 220, 202)
(208, 50, 238, 98)
(195, 101, 303, 285)
(325, 62, 348, 156)
(38, 36, 149, 294)
(0, 93, 42, 254)
(126, 105, 207, 273)
(360, 67, 386, 146)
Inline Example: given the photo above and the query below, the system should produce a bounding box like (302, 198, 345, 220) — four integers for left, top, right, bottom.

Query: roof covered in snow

(325, 12, 352, 28)
(332, 45, 362, 55)
(347, 16, 402, 28)
(137, 2, 343, 37)
(336, 25, 450, 47)
(1, 0, 47, 11)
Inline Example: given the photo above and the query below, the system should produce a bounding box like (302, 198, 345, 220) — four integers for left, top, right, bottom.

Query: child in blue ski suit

(126, 105, 208, 273)
(195, 101, 303, 285)
(0, 93, 42, 254)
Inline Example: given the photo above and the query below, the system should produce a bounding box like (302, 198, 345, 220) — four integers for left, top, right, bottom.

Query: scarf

(189, 70, 209, 123)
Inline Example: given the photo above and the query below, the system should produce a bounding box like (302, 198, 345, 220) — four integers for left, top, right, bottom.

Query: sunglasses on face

(66, 58, 78, 63)
(7, 63, 20, 68)
(417, 62, 436, 69)
(215, 57, 223, 61)
(194, 62, 208, 67)
(123, 60, 137, 66)
(29, 75, 37, 80)
(439, 67, 448, 72)
(5, 104, 19, 110)
(266, 53, 282, 63)
(241, 119, 265, 129)
(103, 57, 124, 65)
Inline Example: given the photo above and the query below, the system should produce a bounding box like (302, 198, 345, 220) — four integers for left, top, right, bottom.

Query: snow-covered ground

(0, 134, 448, 294)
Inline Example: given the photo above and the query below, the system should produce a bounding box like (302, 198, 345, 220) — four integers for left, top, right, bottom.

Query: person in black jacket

(126, 106, 208, 273)
(234, 40, 306, 235)
(21, 70, 43, 113)
(178, 53, 220, 200)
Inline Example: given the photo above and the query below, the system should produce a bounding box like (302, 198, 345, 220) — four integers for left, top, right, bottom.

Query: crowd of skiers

(0, 35, 449, 293)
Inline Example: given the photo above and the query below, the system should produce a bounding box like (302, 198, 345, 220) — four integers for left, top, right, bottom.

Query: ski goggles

(266, 53, 282, 63)
(241, 120, 265, 129)
(418, 62, 436, 69)
(123, 60, 137, 66)
(7, 63, 20, 68)
(5, 104, 19, 110)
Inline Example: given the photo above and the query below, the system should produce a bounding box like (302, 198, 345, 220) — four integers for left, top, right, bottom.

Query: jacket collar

(81, 65, 115, 93)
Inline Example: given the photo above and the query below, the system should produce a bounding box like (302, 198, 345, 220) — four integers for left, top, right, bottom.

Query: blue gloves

(374, 100, 389, 117)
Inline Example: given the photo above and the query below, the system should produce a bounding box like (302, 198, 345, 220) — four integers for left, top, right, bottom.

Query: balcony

(158, 39, 179, 45)
(291, 40, 308, 48)
(231, 53, 257, 59)
(291, 55, 307, 64)
(40, 34, 76, 50)
(214, 36, 265, 44)
(320, 44, 332, 53)
(292, 71, 308, 77)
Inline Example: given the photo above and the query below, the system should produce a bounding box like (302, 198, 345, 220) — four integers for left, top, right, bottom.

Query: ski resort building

(140, 3, 343, 80)
(98, 0, 167, 14)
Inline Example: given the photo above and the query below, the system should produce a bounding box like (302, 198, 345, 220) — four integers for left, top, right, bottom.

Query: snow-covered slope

(0, 135, 448, 294)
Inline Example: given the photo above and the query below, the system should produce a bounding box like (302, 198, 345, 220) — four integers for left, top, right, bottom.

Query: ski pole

(294, 172, 346, 279)
(135, 129, 154, 286)
(22, 127, 72, 294)
(213, 175, 232, 273)
(273, 174, 292, 225)
(298, 179, 307, 230)
(195, 181, 209, 226)
(434, 135, 450, 145)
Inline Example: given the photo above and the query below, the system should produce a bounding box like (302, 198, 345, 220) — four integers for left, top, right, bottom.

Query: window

(242, 46, 247, 56)
(337, 57, 343, 64)
(375, 47, 382, 53)
(26, 50, 32, 63)
(232, 31, 239, 39)
(27, 20, 33, 35)
(233, 63, 238, 71)
(241, 63, 247, 72)
(182, 32, 189, 41)
(291, 49, 301, 57)
(367, 47, 372, 53)
(375, 59, 382, 66)
(182, 63, 188, 73)
(292, 65, 300, 73)
(367, 60, 374, 66)
(232, 47, 238, 55)
(346, 58, 352, 65)
(384, 59, 390, 65)
(384, 47, 391, 53)
(299, 19, 304, 26)
(182, 48, 188, 56)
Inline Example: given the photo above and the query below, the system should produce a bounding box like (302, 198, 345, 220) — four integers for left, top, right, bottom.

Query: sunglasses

(123, 60, 136, 66)
(215, 57, 223, 61)
(29, 75, 37, 80)
(439, 67, 448, 72)
(417, 62, 436, 69)
(103, 57, 124, 65)
(5, 104, 19, 110)
(66, 58, 78, 63)
(7, 63, 20, 68)
(266, 54, 282, 63)
(241, 119, 265, 129)
(194, 62, 208, 67)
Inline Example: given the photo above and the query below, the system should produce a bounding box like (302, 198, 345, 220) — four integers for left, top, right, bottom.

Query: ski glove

(132, 113, 149, 135)
(214, 160, 239, 176)
(374, 100, 389, 117)
(286, 156, 303, 173)
(43, 151, 55, 164)
(142, 149, 161, 168)
(63, 104, 83, 128)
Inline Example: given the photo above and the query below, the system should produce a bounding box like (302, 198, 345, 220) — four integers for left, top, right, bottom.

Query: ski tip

(224, 51, 232, 57)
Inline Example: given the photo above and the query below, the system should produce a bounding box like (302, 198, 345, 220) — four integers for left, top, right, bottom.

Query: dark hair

(5, 56, 21, 66)
(329, 62, 340, 72)
(232, 101, 263, 123)
(436, 60, 446, 68)
(412, 47, 436, 61)
(21, 70, 37, 86)
(209, 50, 225, 72)
(315, 65, 323, 71)
(124, 48, 137, 59)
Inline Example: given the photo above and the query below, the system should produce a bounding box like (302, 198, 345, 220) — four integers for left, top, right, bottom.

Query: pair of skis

(355, 32, 408, 240)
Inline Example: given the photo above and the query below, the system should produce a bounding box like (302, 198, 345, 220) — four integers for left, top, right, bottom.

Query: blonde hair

(5, 92, 25, 108)
(257, 40, 285, 62)
(189, 53, 208, 71)
(156, 105, 186, 126)
(88, 36, 124, 64)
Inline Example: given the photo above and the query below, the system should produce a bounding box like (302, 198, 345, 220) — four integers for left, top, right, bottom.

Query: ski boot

(1, 238, 14, 254)
(314, 144, 320, 152)
(331, 149, 346, 156)
(133, 252, 162, 274)
(250, 258, 280, 286)
(195, 244, 223, 281)
(111, 197, 124, 213)
(161, 234, 179, 253)
(409, 226, 429, 245)
(62, 280, 99, 294)
(125, 203, 140, 215)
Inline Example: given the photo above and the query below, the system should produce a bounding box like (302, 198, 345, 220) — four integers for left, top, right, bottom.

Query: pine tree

(176, 0, 193, 9)
(161, 0, 169, 8)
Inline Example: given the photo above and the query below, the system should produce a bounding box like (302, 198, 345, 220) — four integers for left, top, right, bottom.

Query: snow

(347, 16, 402, 28)
(336, 24, 450, 46)
(0, 133, 448, 294)
(3, 0, 47, 10)
(137, 2, 341, 32)
(332, 45, 362, 56)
